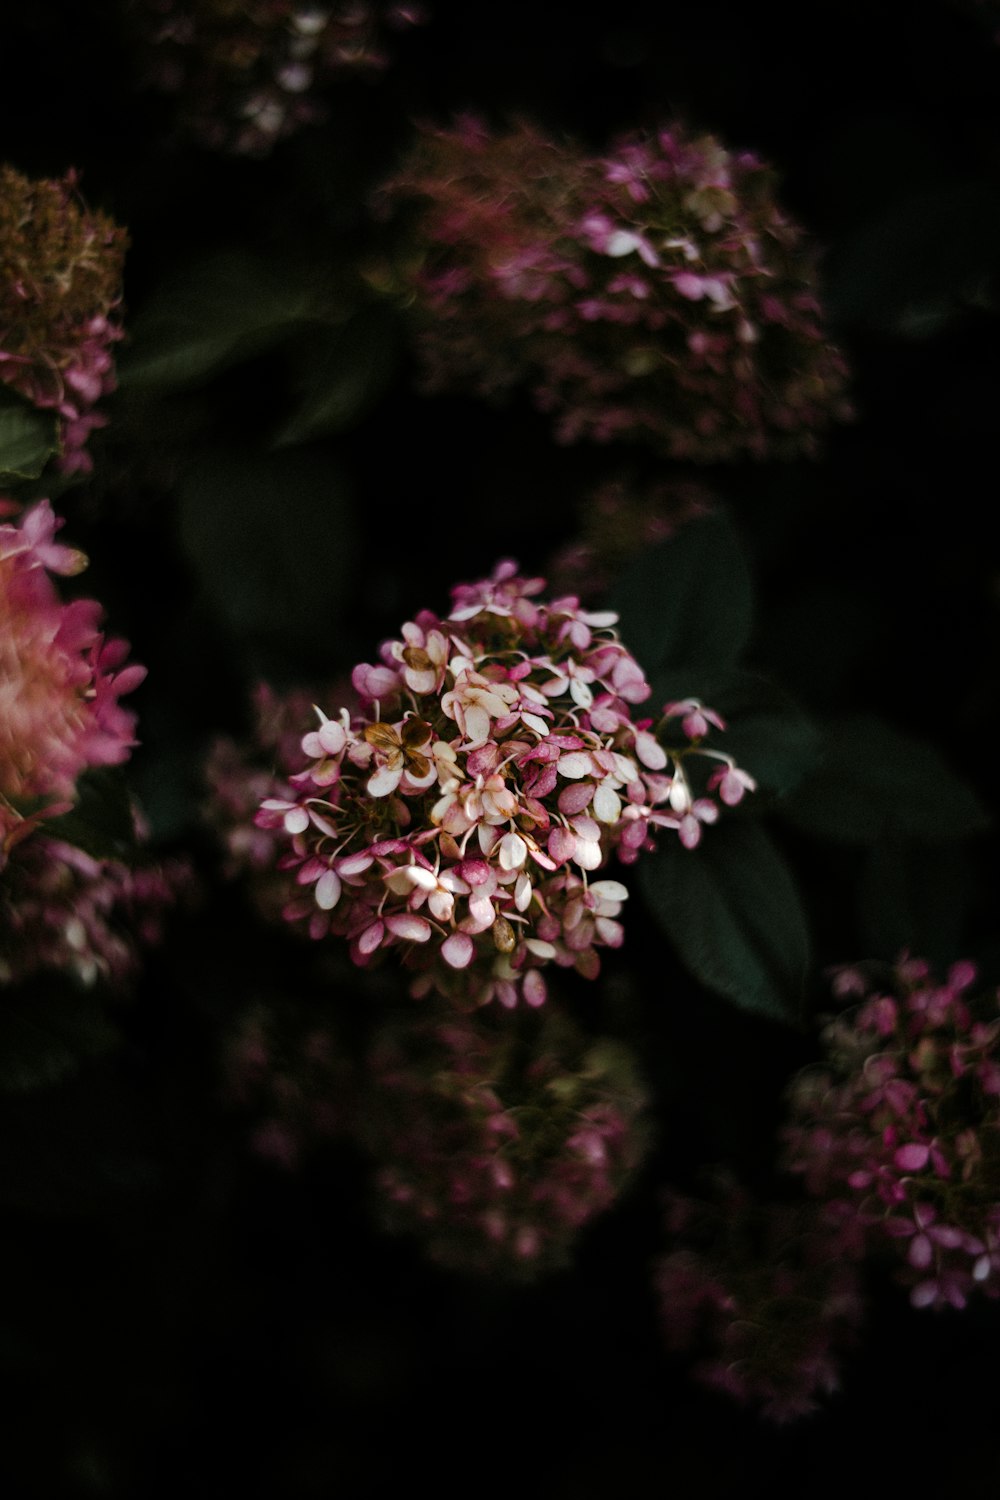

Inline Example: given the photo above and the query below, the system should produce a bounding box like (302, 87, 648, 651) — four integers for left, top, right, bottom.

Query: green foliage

(858, 838, 974, 963)
(0, 387, 59, 483)
(118, 250, 354, 391)
(826, 181, 1000, 336)
(177, 445, 358, 660)
(638, 820, 810, 1023)
(780, 713, 990, 844)
(273, 304, 400, 446)
(608, 509, 753, 685)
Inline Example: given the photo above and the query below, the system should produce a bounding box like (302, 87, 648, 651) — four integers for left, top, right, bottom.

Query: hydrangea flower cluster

(380, 117, 851, 462)
(1, 500, 144, 864)
(0, 166, 127, 476)
(654, 1177, 864, 1422)
(358, 1009, 648, 1277)
(256, 560, 755, 1008)
(782, 956, 1000, 1311)
(205, 680, 340, 927)
(134, 0, 425, 155)
(0, 829, 189, 989)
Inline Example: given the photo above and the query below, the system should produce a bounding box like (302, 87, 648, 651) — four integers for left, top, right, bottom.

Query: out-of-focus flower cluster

(1, 500, 144, 864)
(222, 998, 353, 1168)
(782, 956, 1000, 1311)
(380, 117, 851, 462)
(547, 475, 712, 600)
(0, 828, 189, 989)
(205, 680, 341, 927)
(256, 560, 755, 1008)
(654, 1176, 864, 1422)
(358, 1009, 648, 1277)
(0, 167, 126, 477)
(132, 0, 425, 155)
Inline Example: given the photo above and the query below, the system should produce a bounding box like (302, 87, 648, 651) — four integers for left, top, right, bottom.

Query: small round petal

(314, 868, 342, 910)
(441, 932, 475, 969)
(385, 913, 433, 943)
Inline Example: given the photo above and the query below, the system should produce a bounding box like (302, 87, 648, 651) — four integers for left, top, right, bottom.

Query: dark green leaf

(780, 714, 990, 844)
(858, 839, 974, 963)
(273, 305, 400, 446)
(0, 388, 59, 483)
(608, 509, 753, 678)
(826, 181, 1000, 335)
(119, 251, 352, 391)
(178, 446, 358, 657)
(44, 768, 137, 861)
(0, 980, 117, 1094)
(638, 820, 809, 1022)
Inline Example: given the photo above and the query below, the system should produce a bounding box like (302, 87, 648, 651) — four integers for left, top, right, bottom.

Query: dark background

(2, 2, 1000, 1494)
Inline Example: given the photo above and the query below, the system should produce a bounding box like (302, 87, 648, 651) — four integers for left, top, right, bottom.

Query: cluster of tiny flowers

(380, 117, 851, 462)
(547, 475, 711, 600)
(654, 1177, 864, 1422)
(222, 999, 353, 1169)
(0, 828, 189, 989)
(357, 1009, 648, 1277)
(133, 0, 425, 155)
(782, 956, 1000, 1312)
(256, 560, 755, 1009)
(0, 167, 126, 476)
(0, 500, 144, 864)
(205, 680, 343, 927)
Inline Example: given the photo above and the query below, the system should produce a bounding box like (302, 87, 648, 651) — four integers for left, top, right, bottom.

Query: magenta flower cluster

(782, 956, 1000, 1311)
(255, 560, 755, 1009)
(134, 0, 425, 155)
(359, 1010, 648, 1277)
(381, 117, 851, 462)
(0, 500, 144, 863)
(654, 1177, 864, 1422)
(0, 166, 126, 477)
(0, 830, 188, 989)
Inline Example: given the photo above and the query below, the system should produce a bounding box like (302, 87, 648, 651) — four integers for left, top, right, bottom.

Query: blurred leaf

(0, 980, 117, 1095)
(858, 838, 974, 963)
(780, 714, 990, 844)
(608, 510, 753, 678)
(45, 768, 137, 860)
(119, 251, 352, 390)
(826, 181, 1000, 335)
(178, 446, 358, 657)
(274, 305, 400, 446)
(638, 820, 809, 1023)
(0, 388, 59, 483)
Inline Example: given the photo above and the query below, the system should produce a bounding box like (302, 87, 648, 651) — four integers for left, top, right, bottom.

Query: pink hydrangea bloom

(1, 500, 144, 863)
(357, 1009, 648, 1277)
(132, 0, 425, 155)
(0, 828, 191, 989)
(255, 560, 753, 1007)
(380, 117, 851, 462)
(0, 166, 126, 476)
(654, 1176, 865, 1422)
(782, 955, 1000, 1311)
